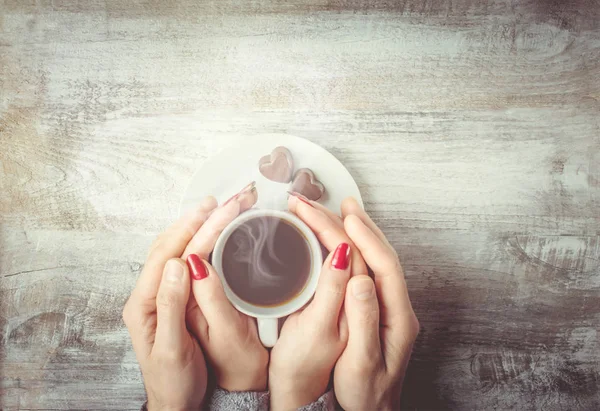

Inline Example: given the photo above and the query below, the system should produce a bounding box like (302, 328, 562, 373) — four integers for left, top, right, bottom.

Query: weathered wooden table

(1, 1, 599, 409)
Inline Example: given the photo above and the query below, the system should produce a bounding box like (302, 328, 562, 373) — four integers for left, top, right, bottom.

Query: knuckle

(147, 235, 164, 257)
(181, 221, 199, 241)
(391, 255, 403, 274)
(316, 225, 334, 240)
(386, 315, 420, 362)
(156, 289, 180, 309)
(122, 301, 148, 334)
(156, 232, 167, 244)
(324, 280, 346, 297)
(359, 307, 379, 325)
(203, 222, 222, 240)
(203, 287, 224, 307)
(409, 313, 420, 338)
(377, 256, 403, 279)
(122, 299, 140, 327)
(122, 302, 132, 325)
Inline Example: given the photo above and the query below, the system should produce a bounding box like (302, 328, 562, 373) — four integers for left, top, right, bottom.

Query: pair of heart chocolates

(258, 147, 325, 201)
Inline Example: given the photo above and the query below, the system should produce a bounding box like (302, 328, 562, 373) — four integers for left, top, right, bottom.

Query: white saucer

(179, 134, 363, 216)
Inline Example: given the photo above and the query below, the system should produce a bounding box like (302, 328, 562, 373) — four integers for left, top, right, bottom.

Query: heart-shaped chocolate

(259, 146, 294, 183)
(290, 168, 325, 201)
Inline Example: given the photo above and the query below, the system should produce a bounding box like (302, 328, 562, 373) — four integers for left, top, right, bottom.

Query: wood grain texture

(1, 0, 599, 409)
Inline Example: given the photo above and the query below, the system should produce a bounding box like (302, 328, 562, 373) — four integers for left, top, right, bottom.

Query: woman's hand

(123, 196, 219, 411)
(287, 191, 368, 277)
(269, 242, 352, 410)
(334, 198, 420, 411)
(184, 185, 270, 392)
(187, 256, 270, 391)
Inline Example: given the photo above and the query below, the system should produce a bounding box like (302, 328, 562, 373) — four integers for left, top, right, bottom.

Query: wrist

(146, 401, 189, 411)
(270, 391, 317, 411)
(244, 373, 268, 392)
(269, 376, 328, 411)
(219, 372, 267, 392)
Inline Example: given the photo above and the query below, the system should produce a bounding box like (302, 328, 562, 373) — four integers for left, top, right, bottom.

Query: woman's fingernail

(237, 186, 258, 202)
(165, 260, 184, 283)
(224, 181, 256, 206)
(287, 191, 314, 208)
(352, 278, 374, 300)
(331, 243, 351, 270)
(187, 254, 208, 280)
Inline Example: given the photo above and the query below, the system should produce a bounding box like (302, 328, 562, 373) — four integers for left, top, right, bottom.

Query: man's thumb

(345, 276, 382, 363)
(153, 258, 190, 354)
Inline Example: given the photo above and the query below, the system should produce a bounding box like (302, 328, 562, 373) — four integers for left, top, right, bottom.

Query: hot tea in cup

(221, 216, 311, 306)
(212, 209, 322, 347)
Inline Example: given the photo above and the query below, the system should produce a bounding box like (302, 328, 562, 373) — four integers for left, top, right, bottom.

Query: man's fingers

(344, 215, 414, 327)
(189, 256, 241, 339)
(164, 196, 218, 239)
(344, 276, 383, 366)
(135, 196, 217, 302)
(288, 195, 367, 276)
(308, 243, 352, 332)
(341, 197, 394, 250)
(152, 259, 191, 354)
(122, 296, 154, 360)
(182, 189, 257, 260)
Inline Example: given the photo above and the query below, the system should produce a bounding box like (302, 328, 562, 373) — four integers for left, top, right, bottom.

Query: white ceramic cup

(212, 209, 323, 347)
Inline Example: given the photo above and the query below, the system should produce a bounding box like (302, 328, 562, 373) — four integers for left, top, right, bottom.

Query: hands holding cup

(122, 197, 217, 410)
(269, 242, 352, 410)
(123, 186, 269, 410)
(274, 194, 420, 410)
(124, 187, 419, 410)
(333, 198, 420, 411)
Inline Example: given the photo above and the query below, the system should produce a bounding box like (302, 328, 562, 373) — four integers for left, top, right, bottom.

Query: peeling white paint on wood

(1, 0, 599, 409)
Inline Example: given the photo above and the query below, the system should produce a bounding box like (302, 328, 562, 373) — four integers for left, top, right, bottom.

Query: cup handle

(257, 318, 278, 347)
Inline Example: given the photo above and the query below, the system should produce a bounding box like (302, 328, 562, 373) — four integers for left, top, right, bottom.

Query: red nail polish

(224, 181, 256, 206)
(187, 254, 208, 280)
(331, 243, 350, 270)
(287, 191, 314, 208)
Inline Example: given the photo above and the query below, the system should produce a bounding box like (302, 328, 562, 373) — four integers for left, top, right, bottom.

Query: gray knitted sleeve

(141, 389, 335, 411)
(205, 388, 270, 411)
(206, 388, 335, 411)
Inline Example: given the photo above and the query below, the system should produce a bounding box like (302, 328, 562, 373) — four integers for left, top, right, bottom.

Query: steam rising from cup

(228, 217, 286, 288)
